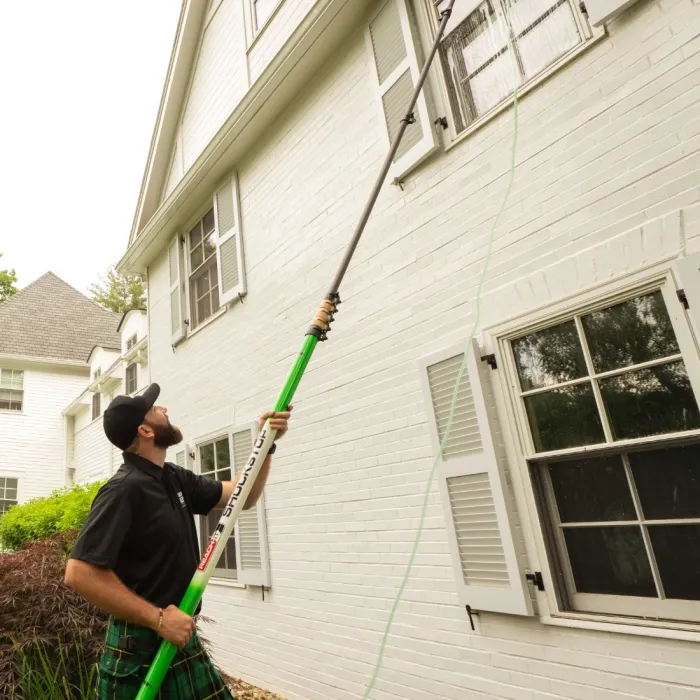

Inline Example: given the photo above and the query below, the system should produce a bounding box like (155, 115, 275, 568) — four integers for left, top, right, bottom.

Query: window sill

(186, 306, 227, 340)
(246, 0, 286, 53)
(0, 410, 25, 416)
(444, 31, 606, 156)
(541, 613, 700, 643)
(209, 577, 245, 590)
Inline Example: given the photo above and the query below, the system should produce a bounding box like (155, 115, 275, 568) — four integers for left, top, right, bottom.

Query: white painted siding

(248, 0, 317, 85)
(0, 367, 87, 502)
(146, 1, 700, 699)
(73, 416, 111, 485)
(88, 347, 120, 378)
(181, 0, 249, 171)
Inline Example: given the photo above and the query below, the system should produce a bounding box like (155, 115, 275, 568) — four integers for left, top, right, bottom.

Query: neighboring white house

(0, 272, 121, 510)
(116, 1, 700, 699)
(64, 308, 150, 486)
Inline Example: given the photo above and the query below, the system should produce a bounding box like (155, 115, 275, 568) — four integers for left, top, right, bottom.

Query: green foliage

(14, 635, 98, 700)
(0, 253, 18, 302)
(0, 481, 106, 552)
(89, 264, 146, 314)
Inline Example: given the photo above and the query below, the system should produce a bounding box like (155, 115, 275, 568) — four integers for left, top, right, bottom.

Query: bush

(0, 480, 106, 551)
(0, 532, 108, 697)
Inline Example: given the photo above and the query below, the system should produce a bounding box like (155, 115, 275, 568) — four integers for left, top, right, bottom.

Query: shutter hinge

(180, 234, 186, 245)
(579, 1, 587, 15)
(677, 289, 690, 309)
(434, 116, 448, 130)
(481, 353, 497, 370)
(526, 571, 545, 591)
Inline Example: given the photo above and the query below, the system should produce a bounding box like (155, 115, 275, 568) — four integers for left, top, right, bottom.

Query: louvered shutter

(366, 0, 438, 179)
(231, 425, 271, 587)
(168, 236, 186, 346)
(420, 338, 533, 616)
(215, 174, 246, 307)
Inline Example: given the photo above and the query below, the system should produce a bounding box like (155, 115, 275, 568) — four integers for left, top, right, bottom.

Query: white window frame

(0, 475, 20, 516)
(125, 363, 138, 396)
(488, 268, 700, 630)
(195, 430, 238, 581)
(417, 0, 604, 149)
(126, 334, 138, 351)
(92, 392, 101, 421)
(0, 368, 25, 413)
(186, 207, 221, 331)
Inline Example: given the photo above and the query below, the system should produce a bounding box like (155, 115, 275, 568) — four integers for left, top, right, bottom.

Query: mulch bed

(225, 675, 286, 699)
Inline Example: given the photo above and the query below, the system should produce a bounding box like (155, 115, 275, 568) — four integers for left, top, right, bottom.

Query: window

(0, 369, 24, 412)
(125, 364, 137, 395)
(435, 0, 588, 135)
(511, 289, 700, 622)
(126, 334, 138, 351)
(188, 208, 220, 329)
(0, 477, 18, 515)
(92, 393, 101, 421)
(199, 436, 237, 578)
(253, 0, 278, 30)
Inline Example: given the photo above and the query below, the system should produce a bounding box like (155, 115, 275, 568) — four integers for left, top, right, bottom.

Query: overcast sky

(0, 2, 181, 294)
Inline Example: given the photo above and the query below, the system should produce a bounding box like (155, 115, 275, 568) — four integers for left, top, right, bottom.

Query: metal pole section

(328, 0, 456, 295)
(136, 2, 455, 697)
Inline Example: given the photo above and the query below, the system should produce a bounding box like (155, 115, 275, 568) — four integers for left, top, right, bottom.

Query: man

(65, 383, 291, 699)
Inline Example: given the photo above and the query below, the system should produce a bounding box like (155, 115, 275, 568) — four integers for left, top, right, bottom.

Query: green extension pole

(136, 2, 456, 697)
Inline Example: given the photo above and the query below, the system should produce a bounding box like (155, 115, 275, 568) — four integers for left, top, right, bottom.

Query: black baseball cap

(103, 383, 161, 450)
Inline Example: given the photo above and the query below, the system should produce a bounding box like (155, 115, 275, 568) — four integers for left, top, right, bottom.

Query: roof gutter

(117, 0, 372, 276)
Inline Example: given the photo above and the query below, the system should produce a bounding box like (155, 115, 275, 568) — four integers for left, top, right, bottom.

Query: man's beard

(151, 419, 183, 448)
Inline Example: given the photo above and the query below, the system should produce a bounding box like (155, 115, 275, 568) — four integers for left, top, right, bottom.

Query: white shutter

(584, 0, 642, 27)
(168, 236, 186, 346)
(366, 0, 438, 179)
(214, 174, 246, 307)
(420, 338, 533, 616)
(231, 425, 271, 587)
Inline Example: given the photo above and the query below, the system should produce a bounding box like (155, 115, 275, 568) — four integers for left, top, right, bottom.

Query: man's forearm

(65, 559, 159, 629)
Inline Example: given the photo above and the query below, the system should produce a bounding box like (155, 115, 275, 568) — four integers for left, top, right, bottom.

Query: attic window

(253, 0, 278, 31)
(126, 334, 138, 351)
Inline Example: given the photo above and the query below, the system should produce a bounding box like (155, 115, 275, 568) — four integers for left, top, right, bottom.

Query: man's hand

(157, 605, 196, 648)
(258, 404, 292, 439)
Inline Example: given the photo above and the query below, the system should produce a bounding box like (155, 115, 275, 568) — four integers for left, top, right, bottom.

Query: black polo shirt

(70, 452, 222, 614)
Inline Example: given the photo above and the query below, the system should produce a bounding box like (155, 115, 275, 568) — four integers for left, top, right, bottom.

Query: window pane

(197, 295, 211, 325)
(0, 500, 16, 515)
(548, 455, 635, 523)
(202, 208, 215, 235)
(217, 469, 231, 483)
(648, 525, 700, 601)
(563, 526, 656, 597)
(203, 234, 216, 262)
(215, 439, 230, 471)
(599, 361, 700, 440)
(514, 1, 581, 81)
(0, 370, 11, 388)
(582, 292, 680, 373)
(524, 383, 604, 452)
(189, 223, 202, 248)
(630, 443, 700, 520)
(5, 488, 17, 501)
(195, 269, 212, 299)
(190, 244, 204, 271)
(512, 320, 587, 391)
(200, 443, 215, 474)
(225, 537, 237, 571)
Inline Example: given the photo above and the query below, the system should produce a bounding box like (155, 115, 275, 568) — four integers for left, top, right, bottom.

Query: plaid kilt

(97, 617, 236, 700)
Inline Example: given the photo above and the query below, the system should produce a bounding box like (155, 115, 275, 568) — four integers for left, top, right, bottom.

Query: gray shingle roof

(0, 272, 121, 364)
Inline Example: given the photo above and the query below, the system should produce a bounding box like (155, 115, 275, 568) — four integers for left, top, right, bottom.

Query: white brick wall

(0, 367, 87, 502)
(146, 1, 700, 698)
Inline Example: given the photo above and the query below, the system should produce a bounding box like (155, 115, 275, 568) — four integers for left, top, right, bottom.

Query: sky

(0, 2, 182, 294)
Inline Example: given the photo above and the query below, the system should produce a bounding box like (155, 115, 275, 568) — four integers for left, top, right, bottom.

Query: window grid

(514, 285, 700, 623)
(0, 477, 18, 515)
(0, 369, 24, 412)
(125, 364, 137, 395)
(92, 393, 101, 421)
(126, 334, 138, 351)
(198, 436, 236, 577)
(435, 0, 586, 135)
(188, 209, 220, 329)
